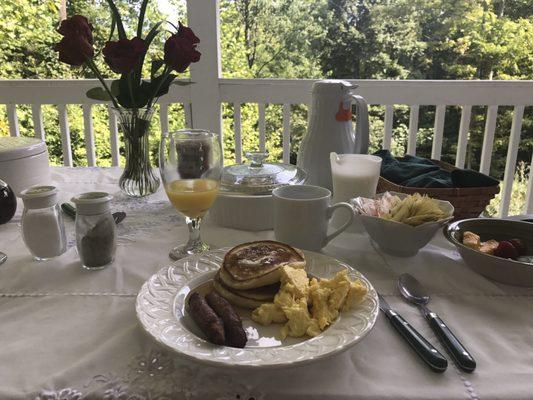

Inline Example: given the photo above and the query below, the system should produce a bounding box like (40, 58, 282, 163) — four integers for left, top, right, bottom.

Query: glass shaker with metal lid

(72, 192, 116, 270)
(20, 185, 67, 260)
(221, 151, 306, 195)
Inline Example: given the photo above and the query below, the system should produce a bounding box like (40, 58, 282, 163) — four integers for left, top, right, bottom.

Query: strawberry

(493, 241, 519, 260)
(509, 239, 526, 256)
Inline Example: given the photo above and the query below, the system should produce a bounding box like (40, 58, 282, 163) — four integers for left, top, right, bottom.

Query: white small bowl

(359, 194, 454, 257)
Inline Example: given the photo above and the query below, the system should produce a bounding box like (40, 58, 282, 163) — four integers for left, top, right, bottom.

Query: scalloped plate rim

(135, 248, 379, 369)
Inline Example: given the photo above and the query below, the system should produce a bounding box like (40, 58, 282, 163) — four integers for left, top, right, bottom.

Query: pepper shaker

(72, 192, 116, 270)
(20, 186, 67, 260)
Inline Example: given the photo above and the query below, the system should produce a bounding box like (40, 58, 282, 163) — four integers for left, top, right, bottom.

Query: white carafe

(297, 80, 370, 191)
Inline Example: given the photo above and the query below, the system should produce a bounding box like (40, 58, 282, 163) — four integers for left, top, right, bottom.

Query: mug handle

(323, 202, 355, 246)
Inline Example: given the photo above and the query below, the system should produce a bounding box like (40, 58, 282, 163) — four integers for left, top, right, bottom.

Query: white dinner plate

(136, 248, 379, 369)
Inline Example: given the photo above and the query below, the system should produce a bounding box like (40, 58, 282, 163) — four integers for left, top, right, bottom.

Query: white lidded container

(208, 152, 306, 231)
(0, 137, 51, 195)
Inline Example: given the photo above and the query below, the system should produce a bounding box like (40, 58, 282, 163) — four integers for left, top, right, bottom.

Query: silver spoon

(398, 273, 476, 373)
(0, 252, 6, 266)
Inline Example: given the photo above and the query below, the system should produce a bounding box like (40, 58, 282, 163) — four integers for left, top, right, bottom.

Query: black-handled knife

(61, 203, 126, 225)
(423, 307, 476, 372)
(378, 294, 448, 373)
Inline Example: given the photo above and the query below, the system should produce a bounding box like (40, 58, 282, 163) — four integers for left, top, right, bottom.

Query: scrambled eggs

(251, 266, 367, 339)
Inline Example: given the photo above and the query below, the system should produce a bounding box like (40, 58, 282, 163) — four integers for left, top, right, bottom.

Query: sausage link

(206, 291, 247, 348)
(188, 292, 225, 345)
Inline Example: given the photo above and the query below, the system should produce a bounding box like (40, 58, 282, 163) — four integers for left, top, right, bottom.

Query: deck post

(186, 0, 222, 138)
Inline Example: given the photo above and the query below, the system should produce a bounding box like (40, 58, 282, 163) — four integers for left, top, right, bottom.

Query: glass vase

(114, 107, 160, 197)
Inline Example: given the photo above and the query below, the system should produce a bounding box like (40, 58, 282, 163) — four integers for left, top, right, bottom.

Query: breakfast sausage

(206, 291, 247, 348)
(188, 292, 225, 345)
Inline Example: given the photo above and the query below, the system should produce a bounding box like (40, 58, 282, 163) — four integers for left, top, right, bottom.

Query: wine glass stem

(185, 216, 203, 249)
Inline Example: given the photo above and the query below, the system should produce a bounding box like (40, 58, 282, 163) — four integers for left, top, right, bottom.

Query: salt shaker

(20, 185, 67, 260)
(72, 192, 116, 270)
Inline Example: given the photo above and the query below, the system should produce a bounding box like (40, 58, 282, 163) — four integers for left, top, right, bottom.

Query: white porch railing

(1, 1, 533, 216)
(1, 78, 533, 216)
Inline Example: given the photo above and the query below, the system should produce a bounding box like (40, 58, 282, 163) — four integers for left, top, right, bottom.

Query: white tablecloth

(1, 167, 533, 400)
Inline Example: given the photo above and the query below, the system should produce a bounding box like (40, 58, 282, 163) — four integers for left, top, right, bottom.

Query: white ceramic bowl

(359, 195, 454, 257)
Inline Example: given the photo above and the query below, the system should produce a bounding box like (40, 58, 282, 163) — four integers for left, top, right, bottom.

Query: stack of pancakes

(213, 241, 306, 309)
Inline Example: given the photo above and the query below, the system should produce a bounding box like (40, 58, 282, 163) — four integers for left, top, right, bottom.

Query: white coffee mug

(273, 185, 355, 251)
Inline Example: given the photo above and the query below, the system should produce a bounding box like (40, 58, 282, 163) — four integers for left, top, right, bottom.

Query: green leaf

(106, 0, 126, 40)
(172, 81, 194, 86)
(138, 74, 176, 106)
(144, 21, 164, 48)
(110, 80, 121, 96)
(152, 74, 176, 97)
(151, 60, 164, 79)
(116, 75, 133, 108)
(107, 15, 116, 42)
(86, 87, 112, 101)
(137, 0, 149, 38)
(134, 21, 164, 85)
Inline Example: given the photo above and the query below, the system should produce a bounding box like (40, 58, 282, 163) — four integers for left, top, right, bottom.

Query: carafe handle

(350, 94, 369, 154)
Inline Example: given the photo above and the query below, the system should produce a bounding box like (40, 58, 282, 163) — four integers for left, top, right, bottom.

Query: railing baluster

(107, 105, 120, 167)
(258, 103, 266, 153)
(431, 105, 446, 160)
(455, 105, 472, 168)
(82, 104, 96, 167)
(6, 104, 20, 137)
(383, 105, 393, 150)
(160, 103, 169, 134)
(234, 103, 242, 164)
(57, 104, 73, 167)
(282, 104, 291, 163)
(499, 105, 525, 217)
(31, 104, 45, 140)
(479, 105, 498, 175)
(407, 105, 419, 155)
(184, 103, 193, 129)
(525, 151, 533, 214)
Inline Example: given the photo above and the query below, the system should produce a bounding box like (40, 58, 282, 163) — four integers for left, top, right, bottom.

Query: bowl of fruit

(444, 218, 533, 287)
(352, 192, 454, 257)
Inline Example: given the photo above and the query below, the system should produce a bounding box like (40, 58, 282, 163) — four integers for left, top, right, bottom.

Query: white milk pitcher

(297, 80, 369, 190)
(329, 152, 382, 230)
(330, 152, 382, 203)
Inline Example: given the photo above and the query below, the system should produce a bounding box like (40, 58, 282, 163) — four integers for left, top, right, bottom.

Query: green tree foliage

(0, 0, 531, 213)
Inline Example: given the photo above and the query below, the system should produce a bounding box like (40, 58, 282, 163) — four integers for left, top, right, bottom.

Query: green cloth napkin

(374, 150, 499, 188)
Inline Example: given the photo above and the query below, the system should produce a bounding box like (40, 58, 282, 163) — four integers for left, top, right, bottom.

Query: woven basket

(376, 159, 500, 220)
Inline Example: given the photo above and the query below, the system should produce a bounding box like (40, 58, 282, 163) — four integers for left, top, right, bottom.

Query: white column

(186, 0, 222, 138)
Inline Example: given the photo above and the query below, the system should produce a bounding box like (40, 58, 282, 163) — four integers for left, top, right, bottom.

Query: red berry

(494, 241, 519, 260)
(509, 239, 526, 256)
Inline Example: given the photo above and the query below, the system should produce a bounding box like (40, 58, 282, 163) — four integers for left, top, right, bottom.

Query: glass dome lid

(221, 151, 306, 195)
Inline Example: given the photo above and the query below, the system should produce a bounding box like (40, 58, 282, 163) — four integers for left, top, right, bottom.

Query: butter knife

(378, 294, 448, 373)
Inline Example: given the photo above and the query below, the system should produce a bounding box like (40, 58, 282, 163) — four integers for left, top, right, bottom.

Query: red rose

(58, 15, 93, 44)
(54, 35, 94, 66)
(103, 37, 147, 73)
(177, 22, 200, 45)
(164, 26, 201, 73)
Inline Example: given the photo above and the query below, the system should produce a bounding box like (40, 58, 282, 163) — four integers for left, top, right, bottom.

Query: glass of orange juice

(159, 130, 223, 260)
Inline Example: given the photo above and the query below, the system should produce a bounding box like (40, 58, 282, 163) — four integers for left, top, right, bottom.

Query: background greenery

(0, 0, 532, 214)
